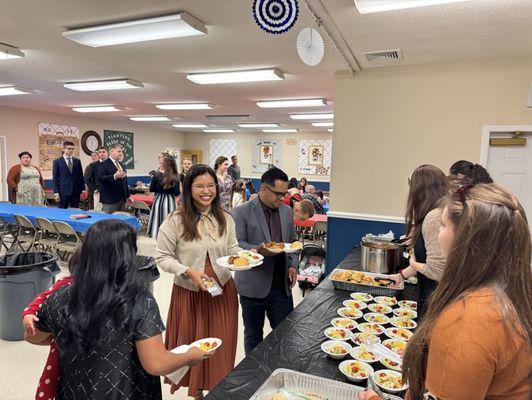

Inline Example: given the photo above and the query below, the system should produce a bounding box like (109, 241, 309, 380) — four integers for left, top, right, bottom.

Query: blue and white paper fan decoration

(253, 0, 299, 35)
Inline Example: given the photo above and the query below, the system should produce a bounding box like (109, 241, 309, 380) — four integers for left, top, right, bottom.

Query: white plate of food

(350, 346, 380, 364)
(324, 327, 352, 341)
(384, 328, 413, 341)
(352, 332, 381, 346)
(367, 303, 393, 315)
(382, 339, 407, 356)
(337, 307, 363, 320)
(380, 357, 402, 372)
(190, 337, 222, 355)
(363, 313, 390, 325)
(393, 307, 417, 319)
(357, 323, 385, 336)
(342, 300, 368, 311)
(321, 340, 352, 360)
(371, 369, 408, 394)
(339, 360, 374, 383)
(216, 252, 263, 271)
(389, 317, 417, 330)
(264, 241, 302, 254)
(350, 292, 374, 302)
(331, 317, 358, 331)
(398, 300, 417, 310)
(373, 296, 398, 306)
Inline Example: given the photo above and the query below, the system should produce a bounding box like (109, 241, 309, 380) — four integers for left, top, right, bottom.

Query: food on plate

(351, 346, 379, 362)
(327, 344, 349, 355)
(238, 250, 262, 263)
(197, 341, 219, 352)
(201, 278, 214, 289)
(363, 313, 390, 325)
(398, 300, 417, 310)
(290, 241, 302, 249)
(337, 307, 363, 319)
(373, 370, 406, 391)
(324, 327, 351, 340)
(265, 242, 285, 250)
(374, 296, 398, 306)
(332, 270, 392, 287)
(350, 292, 373, 302)
(340, 360, 373, 380)
(332, 318, 357, 330)
(381, 357, 402, 371)
(321, 340, 352, 360)
(390, 317, 417, 330)
(352, 332, 381, 346)
(357, 323, 385, 335)
(343, 300, 367, 310)
(233, 257, 250, 267)
(393, 308, 417, 319)
(385, 328, 413, 341)
(367, 303, 393, 314)
(228, 256, 237, 265)
(383, 339, 407, 356)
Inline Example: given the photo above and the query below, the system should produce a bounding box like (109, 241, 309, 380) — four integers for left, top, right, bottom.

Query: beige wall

(331, 56, 532, 216)
(0, 106, 184, 178)
(183, 131, 333, 180)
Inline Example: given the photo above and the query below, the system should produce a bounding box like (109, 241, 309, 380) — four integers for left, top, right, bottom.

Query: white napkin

(166, 345, 190, 384)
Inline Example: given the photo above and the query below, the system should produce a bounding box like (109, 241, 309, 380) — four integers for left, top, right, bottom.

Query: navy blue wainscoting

(247, 178, 330, 192)
(44, 175, 152, 190)
(326, 216, 405, 274)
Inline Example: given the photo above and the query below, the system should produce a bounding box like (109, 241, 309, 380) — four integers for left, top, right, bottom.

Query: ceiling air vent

(364, 49, 402, 63)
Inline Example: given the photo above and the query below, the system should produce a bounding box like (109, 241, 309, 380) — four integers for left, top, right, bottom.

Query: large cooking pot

(360, 238, 406, 275)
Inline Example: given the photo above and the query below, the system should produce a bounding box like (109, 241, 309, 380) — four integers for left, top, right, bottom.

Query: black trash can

(135, 255, 160, 294)
(0, 252, 60, 341)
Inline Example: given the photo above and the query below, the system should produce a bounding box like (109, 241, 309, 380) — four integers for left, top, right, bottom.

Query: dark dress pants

(240, 285, 294, 355)
(58, 194, 80, 209)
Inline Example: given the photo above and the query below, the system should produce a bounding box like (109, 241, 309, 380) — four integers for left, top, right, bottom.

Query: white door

(487, 133, 532, 222)
(0, 136, 7, 201)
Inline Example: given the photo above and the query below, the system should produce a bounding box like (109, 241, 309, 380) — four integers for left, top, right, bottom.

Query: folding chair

(132, 201, 151, 230)
(113, 211, 132, 216)
(12, 214, 38, 252)
(312, 220, 328, 245)
(52, 221, 82, 260)
(35, 217, 59, 253)
(0, 216, 16, 253)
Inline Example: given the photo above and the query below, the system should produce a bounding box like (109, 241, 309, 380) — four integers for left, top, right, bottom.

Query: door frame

(480, 125, 532, 166)
(0, 135, 7, 201)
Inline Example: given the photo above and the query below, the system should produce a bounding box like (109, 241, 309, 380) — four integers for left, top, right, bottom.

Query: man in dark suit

(52, 141, 84, 209)
(97, 143, 129, 213)
(83, 151, 100, 209)
(233, 167, 298, 355)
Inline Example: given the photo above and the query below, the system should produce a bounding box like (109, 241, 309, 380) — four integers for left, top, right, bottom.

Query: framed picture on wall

(260, 144, 274, 165)
(308, 145, 324, 166)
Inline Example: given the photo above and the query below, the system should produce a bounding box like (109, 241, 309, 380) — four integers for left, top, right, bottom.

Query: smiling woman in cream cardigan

(156, 164, 241, 400)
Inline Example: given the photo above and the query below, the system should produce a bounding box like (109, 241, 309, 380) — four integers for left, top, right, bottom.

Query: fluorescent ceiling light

(291, 113, 334, 120)
(207, 115, 250, 121)
(62, 12, 206, 47)
(312, 122, 334, 127)
(72, 106, 123, 113)
(262, 129, 299, 133)
(328, 129, 333, 132)
(257, 98, 326, 108)
(0, 86, 34, 96)
(203, 129, 234, 133)
(238, 123, 279, 128)
(0, 43, 25, 59)
(64, 79, 143, 91)
(187, 68, 284, 85)
(156, 103, 212, 110)
(172, 124, 208, 128)
(354, 0, 473, 14)
(129, 116, 170, 122)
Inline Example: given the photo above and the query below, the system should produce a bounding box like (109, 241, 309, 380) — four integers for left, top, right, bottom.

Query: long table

(130, 194, 154, 206)
(0, 204, 140, 233)
(206, 248, 417, 399)
(294, 213, 327, 228)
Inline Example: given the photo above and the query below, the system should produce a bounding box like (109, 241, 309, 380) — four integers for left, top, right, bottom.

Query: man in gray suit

(233, 167, 298, 354)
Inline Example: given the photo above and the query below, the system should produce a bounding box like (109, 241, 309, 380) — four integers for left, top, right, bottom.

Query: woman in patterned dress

(214, 156, 233, 212)
(7, 151, 45, 205)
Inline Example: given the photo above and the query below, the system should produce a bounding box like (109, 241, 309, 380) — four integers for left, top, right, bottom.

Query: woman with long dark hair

(147, 153, 181, 238)
(214, 156, 233, 211)
(230, 178, 247, 210)
(156, 164, 240, 399)
(25, 220, 207, 399)
(390, 165, 449, 319)
(449, 159, 494, 184)
(362, 184, 531, 400)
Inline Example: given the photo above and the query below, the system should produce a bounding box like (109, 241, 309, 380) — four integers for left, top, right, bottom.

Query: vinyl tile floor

(0, 235, 304, 399)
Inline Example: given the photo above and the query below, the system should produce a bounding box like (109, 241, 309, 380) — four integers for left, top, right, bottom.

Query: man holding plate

(233, 167, 299, 354)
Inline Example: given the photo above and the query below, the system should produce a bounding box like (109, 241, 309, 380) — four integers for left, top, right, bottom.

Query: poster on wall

(298, 139, 332, 176)
(104, 130, 134, 169)
(38, 122, 80, 172)
(252, 140, 281, 173)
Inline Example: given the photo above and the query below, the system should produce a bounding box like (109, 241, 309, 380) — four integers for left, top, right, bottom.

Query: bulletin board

(298, 139, 332, 176)
(38, 122, 80, 172)
(104, 130, 134, 169)
(252, 140, 281, 173)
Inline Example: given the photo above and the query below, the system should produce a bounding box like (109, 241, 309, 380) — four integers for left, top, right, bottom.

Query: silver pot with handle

(360, 238, 405, 275)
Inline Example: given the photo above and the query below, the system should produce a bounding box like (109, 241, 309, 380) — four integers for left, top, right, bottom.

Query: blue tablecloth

(0, 204, 140, 233)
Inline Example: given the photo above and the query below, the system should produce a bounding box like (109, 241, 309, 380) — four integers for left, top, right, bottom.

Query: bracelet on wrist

(399, 269, 407, 280)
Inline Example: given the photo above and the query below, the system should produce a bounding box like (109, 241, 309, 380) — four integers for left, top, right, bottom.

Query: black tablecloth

(206, 247, 417, 399)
